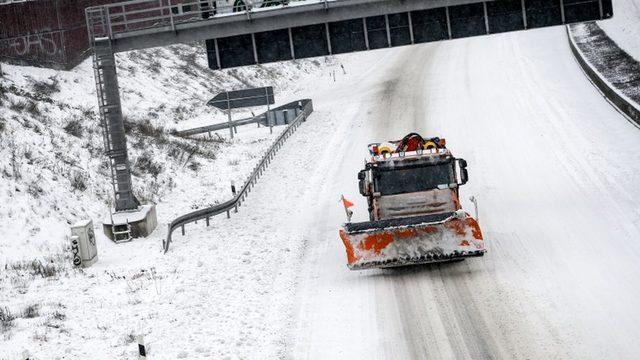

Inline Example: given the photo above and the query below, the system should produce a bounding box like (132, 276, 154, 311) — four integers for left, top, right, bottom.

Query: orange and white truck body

(340, 135, 485, 270)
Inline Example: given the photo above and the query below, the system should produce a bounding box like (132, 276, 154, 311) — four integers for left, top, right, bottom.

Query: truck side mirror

(457, 158, 468, 185)
(358, 170, 368, 196)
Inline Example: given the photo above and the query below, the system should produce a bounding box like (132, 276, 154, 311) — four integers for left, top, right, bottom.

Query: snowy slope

(0, 42, 341, 264)
(598, 0, 640, 61)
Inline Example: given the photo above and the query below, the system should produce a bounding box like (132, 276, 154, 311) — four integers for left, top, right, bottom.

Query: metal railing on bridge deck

(163, 99, 313, 253)
(86, 0, 333, 39)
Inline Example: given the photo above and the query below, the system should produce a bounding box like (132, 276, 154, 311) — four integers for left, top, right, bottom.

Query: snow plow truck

(339, 133, 486, 270)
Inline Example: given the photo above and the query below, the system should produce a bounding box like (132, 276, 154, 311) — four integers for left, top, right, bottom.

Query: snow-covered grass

(0, 42, 339, 264)
(0, 38, 368, 358)
(598, 0, 640, 62)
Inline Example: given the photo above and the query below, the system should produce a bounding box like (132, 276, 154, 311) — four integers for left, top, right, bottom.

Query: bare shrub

(123, 116, 134, 134)
(124, 117, 165, 138)
(133, 151, 163, 178)
(25, 100, 40, 116)
(168, 139, 217, 160)
(32, 330, 48, 342)
(23, 148, 32, 163)
(137, 119, 164, 138)
(132, 136, 146, 149)
(187, 160, 201, 172)
(31, 76, 60, 96)
(149, 60, 162, 73)
(9, 99, 27, 112)
(9, 259, 61, 278)
(177, 52, 201, 77)
(9, 98, 41, 116)
(81, 107, 95, 118)
(70, 171, 88, 192)
(10, 146, 21, 180)
(51, 311, 66, 321)
(135, 179, 161, 203)
(122, 331, 136, 345)
(172, 105, 189, 121)
(63, 118, 83, 137)
(23, 304, 40, 319)
(27, 180, 43, 198)
(0, 307, 15, 331)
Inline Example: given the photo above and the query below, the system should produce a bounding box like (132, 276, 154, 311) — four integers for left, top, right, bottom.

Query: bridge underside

(199, 0, 613, 69)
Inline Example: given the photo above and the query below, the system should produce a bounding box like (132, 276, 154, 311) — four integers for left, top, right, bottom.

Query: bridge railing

(163, 99, 313, 253)
(86, 0, 328, 39)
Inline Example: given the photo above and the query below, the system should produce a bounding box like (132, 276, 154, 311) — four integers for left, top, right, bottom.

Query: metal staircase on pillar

(87, 8, 139, 216)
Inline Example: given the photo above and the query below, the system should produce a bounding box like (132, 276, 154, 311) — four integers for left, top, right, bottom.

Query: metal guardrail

(175, 100, 303, 137)
(163, 99, 313, 253)
(175, 115, 266, 137)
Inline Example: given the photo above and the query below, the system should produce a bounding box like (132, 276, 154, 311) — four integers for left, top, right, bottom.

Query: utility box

(70, 220, 98, 267)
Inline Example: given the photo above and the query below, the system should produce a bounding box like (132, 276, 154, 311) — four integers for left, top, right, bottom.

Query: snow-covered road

(285, 27, 640, 359)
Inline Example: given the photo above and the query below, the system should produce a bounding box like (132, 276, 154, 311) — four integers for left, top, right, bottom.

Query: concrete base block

(103, 204, 157, 242)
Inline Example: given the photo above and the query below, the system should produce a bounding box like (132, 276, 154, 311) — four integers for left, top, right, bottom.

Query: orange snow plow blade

(339, 212, 485, 270)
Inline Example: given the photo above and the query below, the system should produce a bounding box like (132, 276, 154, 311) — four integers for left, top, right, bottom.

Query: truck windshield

(374, 162, 455, 195)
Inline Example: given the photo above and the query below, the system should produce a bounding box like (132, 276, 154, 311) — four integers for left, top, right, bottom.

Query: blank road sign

(208, 86, 275, 110)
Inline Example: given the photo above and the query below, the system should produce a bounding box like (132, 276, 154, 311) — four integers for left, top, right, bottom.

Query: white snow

(2, 15, 640, 360)
(598, 0, 640, 61)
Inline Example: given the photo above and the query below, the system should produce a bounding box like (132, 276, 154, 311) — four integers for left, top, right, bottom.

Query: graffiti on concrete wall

(0, 31, 61, 59)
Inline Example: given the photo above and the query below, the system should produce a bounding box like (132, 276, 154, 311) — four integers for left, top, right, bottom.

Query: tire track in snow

(367, 41, 504, 359)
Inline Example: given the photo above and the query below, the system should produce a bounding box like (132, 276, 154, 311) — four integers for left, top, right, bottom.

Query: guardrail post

(227, 210, 230, 218)
(181, 224, 185, 235)
(122, 5, 128, 32)
(206, 217, 210, 226)
(445, 7, 452, 39)
(408, 12, 415, 44)
(106, 7, 113, 39)
(170, 5, 176, 32)
(521, 0, 528, 29)
(165, 223, 171, 248)
(225, 92, 234, 139)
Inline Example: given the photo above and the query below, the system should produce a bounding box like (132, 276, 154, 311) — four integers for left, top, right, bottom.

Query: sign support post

(226, 92, 234, 139)
(266, 87, 272, 134)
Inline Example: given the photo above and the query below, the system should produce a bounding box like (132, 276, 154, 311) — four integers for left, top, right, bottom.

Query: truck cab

(358, 148, 469, 222)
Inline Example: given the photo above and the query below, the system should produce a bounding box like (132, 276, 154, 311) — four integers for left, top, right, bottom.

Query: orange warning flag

(342, 195, 354, 208)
